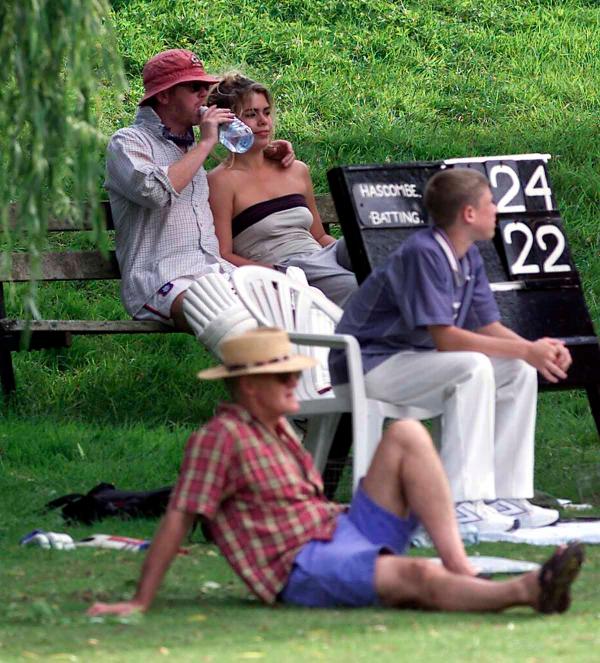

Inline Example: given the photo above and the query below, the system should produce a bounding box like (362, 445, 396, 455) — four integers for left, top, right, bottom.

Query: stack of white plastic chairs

(281, 266, 335, 396)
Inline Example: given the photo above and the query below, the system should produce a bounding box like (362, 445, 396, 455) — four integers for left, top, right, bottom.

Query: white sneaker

(455, 500, 518, 534)
(487, 498, 559, 529)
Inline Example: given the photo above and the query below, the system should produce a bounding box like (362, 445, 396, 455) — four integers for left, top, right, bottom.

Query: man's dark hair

(140, 96, 158, 109)
(424, 169, 490, 229)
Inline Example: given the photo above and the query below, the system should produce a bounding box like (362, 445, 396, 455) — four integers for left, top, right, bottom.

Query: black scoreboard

(327, 154, 600, 436)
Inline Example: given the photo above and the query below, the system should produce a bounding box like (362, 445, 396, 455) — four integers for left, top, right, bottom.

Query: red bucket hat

(139, 49, 220, 105)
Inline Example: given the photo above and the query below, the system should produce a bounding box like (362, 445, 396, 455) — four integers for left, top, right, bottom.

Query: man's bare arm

(428, 322, 570, 383)
(167, 106, 234, 193)
(477, 321, 523, 341)
(87, 509, 196, 616)
(478, 321, 572, 375)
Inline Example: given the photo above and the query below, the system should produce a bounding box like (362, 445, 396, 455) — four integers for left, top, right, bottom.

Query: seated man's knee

(171, 292, 193, 333)
(332, 274, 358, 307)
(335, 238, 352, 270)
(493, 357, 537, 390)
(382, 420, 434, 458)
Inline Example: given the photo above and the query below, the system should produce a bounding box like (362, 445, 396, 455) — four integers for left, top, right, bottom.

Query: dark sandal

(538, 541, 585, 614)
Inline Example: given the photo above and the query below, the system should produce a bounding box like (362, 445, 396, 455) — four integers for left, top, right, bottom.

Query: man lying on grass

(88, 328, 584, 614)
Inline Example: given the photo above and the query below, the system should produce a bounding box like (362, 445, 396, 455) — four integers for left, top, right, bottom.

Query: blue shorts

(279, 483, 419, 607)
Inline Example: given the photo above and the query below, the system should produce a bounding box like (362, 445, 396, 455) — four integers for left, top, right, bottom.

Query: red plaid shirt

(170, 403, 343, 603)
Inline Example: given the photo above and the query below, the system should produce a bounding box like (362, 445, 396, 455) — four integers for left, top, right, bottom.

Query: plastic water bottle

(199, 107, 254, 153)
(218, 117, 255, 153)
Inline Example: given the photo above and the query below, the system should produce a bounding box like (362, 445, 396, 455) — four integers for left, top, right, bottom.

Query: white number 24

(489, 164, 553, 212)
(503, 222, 571, 275)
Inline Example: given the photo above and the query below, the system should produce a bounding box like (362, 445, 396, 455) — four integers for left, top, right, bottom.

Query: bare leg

(376, 542, 584, 613)
(375, 555, 536, 611)
(362, 420, 475, 575)
(365, 422, 585, 613)
(170, 292, 193, 334)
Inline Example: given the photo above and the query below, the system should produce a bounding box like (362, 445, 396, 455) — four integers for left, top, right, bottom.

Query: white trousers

(364, 351, 538, 502)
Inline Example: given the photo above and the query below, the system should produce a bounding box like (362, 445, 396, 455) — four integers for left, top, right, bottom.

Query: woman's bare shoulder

(289, 159, 310, 174)
(271, 159, 310, 187)
(207, 162, 230, 182)
(264, 157, 309, 175)
(207, 163, 243, 195)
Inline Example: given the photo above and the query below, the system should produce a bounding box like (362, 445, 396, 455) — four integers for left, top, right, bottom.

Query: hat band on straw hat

(226, 355, 291, 372)
(196, 327, 318, 380)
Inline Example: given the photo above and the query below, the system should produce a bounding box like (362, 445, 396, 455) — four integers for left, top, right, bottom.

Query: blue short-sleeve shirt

(329, 228, 500, 384)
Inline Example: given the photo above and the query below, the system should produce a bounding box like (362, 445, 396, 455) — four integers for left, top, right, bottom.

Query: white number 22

(503, 222, 571, 275)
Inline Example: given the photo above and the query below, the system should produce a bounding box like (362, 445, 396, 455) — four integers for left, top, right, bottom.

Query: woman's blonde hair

(207, 72, 274, 121)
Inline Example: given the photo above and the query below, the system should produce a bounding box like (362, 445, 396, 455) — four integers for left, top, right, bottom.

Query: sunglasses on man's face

(179, 81, 211, 93)
(273, 371, 302, 385)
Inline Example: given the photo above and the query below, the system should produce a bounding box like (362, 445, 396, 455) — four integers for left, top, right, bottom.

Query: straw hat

(197, 328, 317, 380)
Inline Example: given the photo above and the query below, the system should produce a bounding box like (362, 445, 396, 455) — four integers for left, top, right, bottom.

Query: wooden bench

(0, 195, 340, 396)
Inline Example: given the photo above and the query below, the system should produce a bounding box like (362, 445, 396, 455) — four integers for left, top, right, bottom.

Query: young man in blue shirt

(330, 168, 572, 533)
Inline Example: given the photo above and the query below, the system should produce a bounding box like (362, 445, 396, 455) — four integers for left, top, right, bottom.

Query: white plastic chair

(183, 272, 258, 356)
(232, 265, 435, 490)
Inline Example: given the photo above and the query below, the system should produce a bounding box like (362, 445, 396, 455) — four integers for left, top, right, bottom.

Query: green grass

(1, 0, 600, 659)
(1, 423, 599, 662)
(0, 548, 598, 662)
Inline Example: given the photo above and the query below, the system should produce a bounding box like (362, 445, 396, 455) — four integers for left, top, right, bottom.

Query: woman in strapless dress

(206, 73, 357, 307)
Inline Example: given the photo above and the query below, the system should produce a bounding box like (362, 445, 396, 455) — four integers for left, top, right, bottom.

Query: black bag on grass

(45, 482, 172, 524)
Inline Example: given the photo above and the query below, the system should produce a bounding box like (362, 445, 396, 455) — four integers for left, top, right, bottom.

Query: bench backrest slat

(10, 197, 337, 233)
(103, 199, 337, 231)
(8, 251, 120, 282)
(2, 195, 339, 283)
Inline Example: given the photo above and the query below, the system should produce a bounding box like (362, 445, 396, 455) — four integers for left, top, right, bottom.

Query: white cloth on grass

(479, 520, 600, 545)
(428, 556, 541, 575)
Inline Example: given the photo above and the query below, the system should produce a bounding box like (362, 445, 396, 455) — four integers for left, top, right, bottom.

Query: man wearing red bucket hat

(105, 49, 294, 331)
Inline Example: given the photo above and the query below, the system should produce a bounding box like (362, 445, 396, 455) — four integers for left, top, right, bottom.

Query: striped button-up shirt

(170, 403, 343, 603)
(105, 106, 234, 316)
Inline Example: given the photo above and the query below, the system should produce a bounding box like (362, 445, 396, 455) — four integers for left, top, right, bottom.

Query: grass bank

(4, 0, 598, 491)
